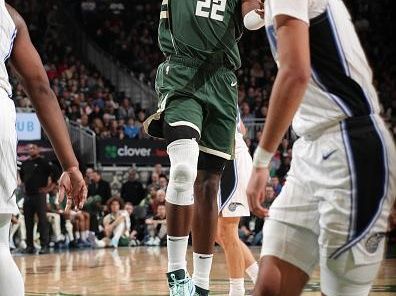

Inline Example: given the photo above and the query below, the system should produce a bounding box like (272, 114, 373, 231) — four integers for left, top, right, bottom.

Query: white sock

(75, 232, 80, 240)
(192, 252, 213, 290)
(82, 230, 89, 240)
(0, 214, 24, 296)
(167, 235, 189, 272)
(229, 278, 245, 296)
(245, 262, 259, 284)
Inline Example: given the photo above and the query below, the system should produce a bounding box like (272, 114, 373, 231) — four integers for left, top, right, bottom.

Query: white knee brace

(166, 139, 199, 206)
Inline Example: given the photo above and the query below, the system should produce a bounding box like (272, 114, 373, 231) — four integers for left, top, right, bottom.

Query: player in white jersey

(244, 0, 396, 295)
(0, 3, 87, 295)
(215, 118, 259, 296)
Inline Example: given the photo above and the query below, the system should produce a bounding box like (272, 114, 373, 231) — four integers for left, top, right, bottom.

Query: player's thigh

(199, 70, 237, 160)
(261, 219, 319, 279)
(216, 216, 240, 244)
(219, 155, 251, 218)
(217, 216, 240, 234)
(164, 96, 203, 138)
(148, 60, 206, 138)
(320, 247, 383, 296)
(256, 221, 316, 296)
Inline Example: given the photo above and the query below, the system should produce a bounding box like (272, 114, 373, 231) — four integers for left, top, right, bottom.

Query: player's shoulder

(5, 3, 27, 32)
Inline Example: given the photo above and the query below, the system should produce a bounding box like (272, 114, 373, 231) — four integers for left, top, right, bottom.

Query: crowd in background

(76, 0, 396, 137)
(11, 149, 284, 252)
(9, 0, 396, 148)
(6, 0, 396, 254)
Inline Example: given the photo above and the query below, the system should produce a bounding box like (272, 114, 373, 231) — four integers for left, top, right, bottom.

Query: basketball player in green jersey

(144, 0, 262, 295)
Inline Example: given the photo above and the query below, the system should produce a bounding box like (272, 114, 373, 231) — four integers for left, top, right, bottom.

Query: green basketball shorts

(144, 55, 238, 160)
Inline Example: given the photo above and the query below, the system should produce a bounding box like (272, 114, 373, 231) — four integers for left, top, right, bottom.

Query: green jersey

(158, 0, 243, 69)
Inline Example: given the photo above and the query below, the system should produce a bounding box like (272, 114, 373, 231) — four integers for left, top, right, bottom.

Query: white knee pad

(166, 139, 199, 206)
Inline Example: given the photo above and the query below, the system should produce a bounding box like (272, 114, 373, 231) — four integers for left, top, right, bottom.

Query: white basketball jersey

(0, 0, 17, 97)
(264, 0, 380, 136)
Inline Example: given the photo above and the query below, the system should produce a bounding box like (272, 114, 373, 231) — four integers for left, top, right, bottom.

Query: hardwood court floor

(13, 247, 396, 295)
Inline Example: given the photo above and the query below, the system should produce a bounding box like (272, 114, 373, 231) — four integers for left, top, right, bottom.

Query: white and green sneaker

(167, 269, 196, 296)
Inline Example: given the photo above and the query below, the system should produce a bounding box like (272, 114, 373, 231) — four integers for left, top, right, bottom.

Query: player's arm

(7, 5, 78, 170)
(247, 13, 310, 218)
(259, 15, 310, 153)
(7, 4, 87, 209)
(242, 0, 264, 30)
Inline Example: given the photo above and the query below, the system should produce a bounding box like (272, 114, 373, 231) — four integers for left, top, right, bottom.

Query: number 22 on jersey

(195, 0, 227, 21)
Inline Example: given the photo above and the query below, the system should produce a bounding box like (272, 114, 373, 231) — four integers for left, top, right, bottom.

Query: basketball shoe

(167, 269, 196, 296)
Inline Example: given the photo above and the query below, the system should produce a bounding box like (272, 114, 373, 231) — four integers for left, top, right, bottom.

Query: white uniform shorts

(0, 90, 18, 215)
(261, 115, 396, 296)
(218, 147, 252, 218)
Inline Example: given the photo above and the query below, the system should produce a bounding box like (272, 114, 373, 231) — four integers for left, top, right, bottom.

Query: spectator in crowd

(124, 202, 141, 246)
(158, 175, 168, 191)
(87, 169, 111, 213)
(264, 185, 276, 209)
(153, 164, 164, 176)
(144, 203, 167, 246)
(70, 210, 92, 248)
(276, 155, 291, 182)
(20, 144, 55, 254)
(123, 118, 140, 139)
(46, 189, 65, 247)
(150, 189, 166, 215)
(147, 171, 160, 187)
(85, 167, 94, 186)
(9, 214, 26, 250)
(118, 98, 135, 120)
(121, 169, 146, 206)
(271, 176, 282, 196)
(240, 101, 255, 124)
(96, 197, 130, 248)
(238, 218, 255, 246)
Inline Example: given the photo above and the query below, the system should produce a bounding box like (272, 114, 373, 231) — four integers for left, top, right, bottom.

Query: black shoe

(39, 246, 50, 254)
(195, 286, 209, 296)
(68, 240, 78, 249)
(23, 246, 36, 254)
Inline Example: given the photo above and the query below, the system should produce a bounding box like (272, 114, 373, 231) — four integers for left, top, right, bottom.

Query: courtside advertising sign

(98, 139, 169, 165)
(16, 113, 41, 140)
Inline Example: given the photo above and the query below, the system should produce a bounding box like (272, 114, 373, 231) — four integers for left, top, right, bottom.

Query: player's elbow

(282, 65, 311, 86)
(25, 79, 55, 103)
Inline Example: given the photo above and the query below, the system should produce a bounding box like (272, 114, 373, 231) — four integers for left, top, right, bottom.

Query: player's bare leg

(253, 256, 309, 296)
(216, 217, 245, 295)
(164, 124, 200, 296)
(81, 212, 90, 242)
(216, 216, 258, 295)
(240, 239, 258, 283)
(192, 168, 222, 296)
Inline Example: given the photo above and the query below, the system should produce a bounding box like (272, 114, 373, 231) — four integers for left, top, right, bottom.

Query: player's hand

(255, 0, 264, 19)
(247, 167, 269, 218)
(58, 166, 87, 213)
